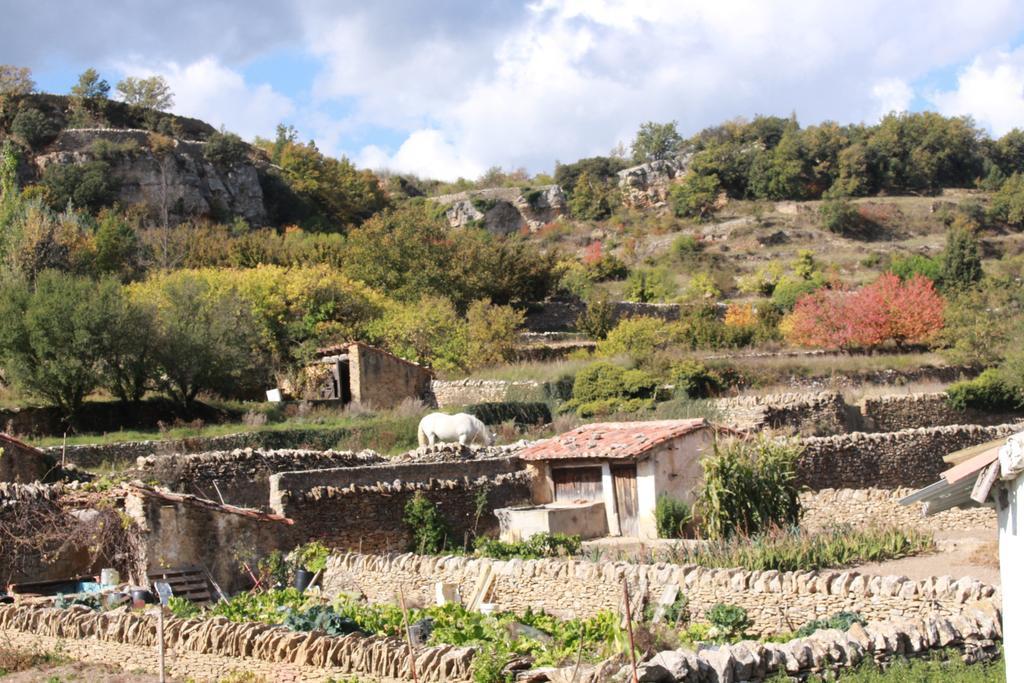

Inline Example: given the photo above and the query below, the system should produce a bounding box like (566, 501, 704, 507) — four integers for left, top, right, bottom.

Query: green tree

(989, 172, 1024, 228)
(941, 225, 983, 290)
(99, 297, 157, 403)
(631, 120, 683, 163)
(367, 295, 469, 372)
(204, 131, 249, 167)
(0, 272, 126, 417)
(115, 75, 174, 111)
(466, 298, 525, 367)
(70, 68, 110, 99)
(670, 172, 721, 222)
(42, 160, 119, 212)
(0, 65, 35, 95)
(10, 105, 58, 149)
(130, 272, 266, 406)
(566, 170, 617, 220)
(92, 210, 140, 279)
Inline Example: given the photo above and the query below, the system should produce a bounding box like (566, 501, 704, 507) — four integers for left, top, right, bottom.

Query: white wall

(999, 476, 1020, 683)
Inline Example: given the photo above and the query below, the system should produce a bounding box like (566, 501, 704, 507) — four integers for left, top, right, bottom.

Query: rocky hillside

(1, 94, 270, 226)
(431, 185, 567, 234)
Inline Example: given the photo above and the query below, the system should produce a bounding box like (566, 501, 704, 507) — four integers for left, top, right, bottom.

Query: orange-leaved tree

(785, 273, 944, 350)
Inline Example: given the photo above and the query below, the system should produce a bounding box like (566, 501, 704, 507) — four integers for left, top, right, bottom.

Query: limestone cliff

(616, 154, 691, 208)
(431, 185, 566, 234)
(31, 129, 268, 226)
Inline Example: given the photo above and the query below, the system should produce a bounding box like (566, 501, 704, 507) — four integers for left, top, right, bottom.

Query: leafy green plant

(818, 198, 860, 234)
(292, 541, 330, 573)
(404, 492, 451, 554)
(947, 369, 1024, 412)
(167, 595, 201, 619)
(655, 495, 692, 539)
(697, 436, 802, 540)
(257, 550, 289, 588)
(474, 532, 582, 559)
(284, 604, 360, 636)
(575, 297, 616, 340)
(705, 603, 751, 641)
(794, 611, 866, 638)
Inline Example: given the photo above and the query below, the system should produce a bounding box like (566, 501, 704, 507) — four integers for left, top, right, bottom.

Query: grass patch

(661, 525, 935, 572)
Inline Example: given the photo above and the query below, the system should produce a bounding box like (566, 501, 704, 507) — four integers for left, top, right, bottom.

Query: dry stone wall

(277, 471, 531, 554)
(322, 553, 998, 637)
(133, 447, 384, 509)
(860, 392, 1024, 432)
(796, 423, 1023, 490)
(800, 488, 996, 533)
(712, 391, 848, 434)
(0, 604, 474, 682)
(430, 379, 545, 407)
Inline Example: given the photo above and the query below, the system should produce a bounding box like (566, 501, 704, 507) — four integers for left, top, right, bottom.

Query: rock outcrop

(432, 185, 567, 234)
(616, 155, 691, 208)
(32, 129, 268, 226)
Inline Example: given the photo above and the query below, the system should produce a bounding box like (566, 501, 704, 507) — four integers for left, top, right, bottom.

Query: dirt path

(0, 661, 172, 682)
(845, 528, 1000, 587)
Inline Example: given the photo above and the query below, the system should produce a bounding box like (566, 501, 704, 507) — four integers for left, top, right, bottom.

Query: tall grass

(662, 524, 935, 572)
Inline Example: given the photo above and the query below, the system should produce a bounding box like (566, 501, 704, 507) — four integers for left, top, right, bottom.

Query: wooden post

(399, 588, 420, 683)
(157, 606, 166, 683)
(61, 431, 67, 469)
(622, 579, 639, 683)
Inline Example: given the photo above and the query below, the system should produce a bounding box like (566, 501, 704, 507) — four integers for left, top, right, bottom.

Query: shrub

(669, 360, 721, 399)
(770, 275, 823, 311)
(11, 105, 58, 149)
(42, 160, 120, 212)
(655, 495, 692, 539)
(889, 253, 942, 283)
(576, 297, 616, 340)
(204, 131, 250, 167)
(697, 436, 802, 540)
(672, 234, 704, 260)
(562, 361, 657, 416)
(291, 541, 330, 573)
(597, 316, 683, 359)
(941, 224, 983, 290)
(705, 603, 751, 641)
(624, 266, 675, 302)
(403, 492, 450, 554)
(670, 172, 721, 222)
(946, 370, 1024, 412)
(818, 198, 860, 234)
(723, 303, 756, 329)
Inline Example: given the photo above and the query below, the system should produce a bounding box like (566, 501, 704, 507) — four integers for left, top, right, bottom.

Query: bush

(655, 495, 692, 539)
(670, 172, 721, 222)
(705, 603, 751, 641)
(11, 105, 58, 149)
(204, 131, 250, 167)
(403, 492, 450, 554)
(889, 253, 942, 283)
(597, 316, 683, 359)
(669, 360, 721, 399)
(42, 160, 119, 212)
(770, 275, 823, 311)
(624, 267, 675, 302)
(941, 224, 983, 290)
(672, 234, 704, 260)
(575, 297, 616, 340)
(946, 369, 1024, 412)
(466, 298, 525, 367)
(795, 611, 866, 638)
(818, 198, 860, 234)
(697, 436, 802, 540)
(561, 361, 657, 416)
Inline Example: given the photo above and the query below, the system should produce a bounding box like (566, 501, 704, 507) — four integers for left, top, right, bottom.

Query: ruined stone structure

(323, 552, 999, 637)
(0, 604, 474, 682)
(133, 447, 384, 509)
(0, 433, 55, 483)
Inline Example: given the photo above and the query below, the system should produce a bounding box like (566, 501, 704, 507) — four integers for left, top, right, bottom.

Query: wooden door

(552, 466, 603, 502)
(611, 464, 639, 537)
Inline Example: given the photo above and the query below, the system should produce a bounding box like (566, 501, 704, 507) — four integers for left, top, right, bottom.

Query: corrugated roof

(519, 419, 709, 461)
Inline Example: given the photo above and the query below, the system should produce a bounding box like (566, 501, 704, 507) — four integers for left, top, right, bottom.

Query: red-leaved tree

(785, 274, 944, 350)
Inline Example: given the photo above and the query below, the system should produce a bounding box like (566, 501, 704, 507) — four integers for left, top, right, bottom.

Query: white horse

(417, 412, 494, 447)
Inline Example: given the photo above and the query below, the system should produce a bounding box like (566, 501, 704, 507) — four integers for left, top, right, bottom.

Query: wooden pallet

(147, 566, 215, 603)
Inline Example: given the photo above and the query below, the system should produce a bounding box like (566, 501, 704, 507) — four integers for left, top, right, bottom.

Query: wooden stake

(398, 588, 420, 683)
(622, 579, 639, 683)
(157, 606, 166, 683)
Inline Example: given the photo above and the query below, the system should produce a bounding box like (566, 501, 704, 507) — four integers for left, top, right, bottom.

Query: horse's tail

(417, 423, 429, 448)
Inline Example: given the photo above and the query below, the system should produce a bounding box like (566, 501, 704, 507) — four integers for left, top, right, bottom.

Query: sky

(5, 0, 1024, 181)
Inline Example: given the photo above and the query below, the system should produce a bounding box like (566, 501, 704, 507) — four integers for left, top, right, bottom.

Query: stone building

(287, 342, 433, 409)
(512, 419, 714, 539)
(0, 433, 56, 483)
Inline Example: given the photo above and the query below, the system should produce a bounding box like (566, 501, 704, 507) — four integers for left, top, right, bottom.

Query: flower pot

(294, 568, 313, 592)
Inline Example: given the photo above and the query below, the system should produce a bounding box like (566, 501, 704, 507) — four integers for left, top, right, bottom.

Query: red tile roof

(519, 419, 709, 461)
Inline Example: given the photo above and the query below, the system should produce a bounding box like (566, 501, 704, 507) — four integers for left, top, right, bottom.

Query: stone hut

(287, 342, 433, 409)
(512, 419, 714, 539)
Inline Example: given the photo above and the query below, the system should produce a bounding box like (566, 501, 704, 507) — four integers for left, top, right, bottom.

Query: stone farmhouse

(513, 418, 714, 539)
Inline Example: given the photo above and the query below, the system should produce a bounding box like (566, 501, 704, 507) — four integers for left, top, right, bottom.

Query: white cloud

(118, 57, 294, 141)
(301, 0, 1024, 178)
(359, 130, 484, 180)
(871, 78, 914, 119)
(930, 47, 1024, 135)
